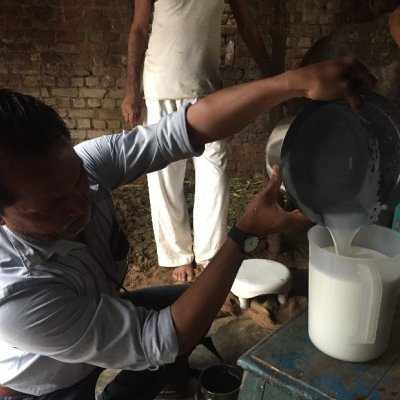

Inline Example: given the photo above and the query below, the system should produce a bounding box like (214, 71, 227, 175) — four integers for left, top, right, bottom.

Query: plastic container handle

(355, 263, 382, 344)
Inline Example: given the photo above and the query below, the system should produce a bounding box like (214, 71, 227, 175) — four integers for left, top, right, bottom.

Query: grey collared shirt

(0, 104, 202, 395)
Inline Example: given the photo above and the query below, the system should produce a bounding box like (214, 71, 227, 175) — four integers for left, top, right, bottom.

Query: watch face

(244, 235, 260, 253)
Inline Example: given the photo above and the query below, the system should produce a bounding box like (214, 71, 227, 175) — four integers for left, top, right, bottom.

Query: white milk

(327, 227, 359, 256)
(308, 245, 399, 362)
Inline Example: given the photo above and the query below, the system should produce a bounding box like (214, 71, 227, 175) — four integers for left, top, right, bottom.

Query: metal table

(238, 302, 400, 399)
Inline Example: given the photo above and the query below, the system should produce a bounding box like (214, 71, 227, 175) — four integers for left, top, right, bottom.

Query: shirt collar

(2, 225, 86, 265)
(1, 185, 100, 265)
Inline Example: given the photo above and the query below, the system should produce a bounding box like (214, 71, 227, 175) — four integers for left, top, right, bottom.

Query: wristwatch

(228, 225, 260, 254)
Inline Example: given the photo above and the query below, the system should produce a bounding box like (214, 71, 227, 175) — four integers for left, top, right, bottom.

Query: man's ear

(0, 216, 6, 226)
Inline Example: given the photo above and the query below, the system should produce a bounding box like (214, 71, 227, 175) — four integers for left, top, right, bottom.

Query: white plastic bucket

(308, 224, 400, 362)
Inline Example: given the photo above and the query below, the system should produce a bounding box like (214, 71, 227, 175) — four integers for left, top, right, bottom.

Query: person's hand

(294, 56, 378, 110)
(235, 165, 309, 237)
(121, 91, 143, 127)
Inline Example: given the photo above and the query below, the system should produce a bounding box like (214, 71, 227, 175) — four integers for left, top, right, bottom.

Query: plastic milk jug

(308, 224, 400, 362)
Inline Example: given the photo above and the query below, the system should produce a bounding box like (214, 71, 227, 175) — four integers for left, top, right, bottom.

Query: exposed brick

(102, 98, 117, 109)
(102, 76, 116, 88)
(40, 87, 50, 98)
(106, 120, 122, 130)
(68, 109, 96, 118)
(43, 98, 57, 107)
(41, 76, 56, 86)
(23, 29, 55, 43)
(71, 130, 88, 141)
(56, 77, 71, 88)
(106, 89, 125, 99)
(88, 31, 105, 44)
(87, 98, 102, 108)
(0, 64, 8, 74)
(65, 119, 77, 129)
(81, 17, 111, 32)
(71, 78, 85, 87)
(298, 37, 312, 48)
(92, 65, 121, 77)
(60, 65, 92, 77)
(85, 77, 100, 87)
(23, 75, 40, 87)
(79, 88, 107, 98)
(93, 119, 107, 129)
(56, 109, 68, 118)
(40, 52, 63, 64)
(115, 77, 125, 88)
(56, 31, 87, 43)
(41, 64, 62, 76)
(98, 109, 121, 120)
(57, 97, 71, 108)
(72, 98, 86, 108)
(77, 119, 91, 129)
(52, 88, 78, 97)
(62, 0, 87, 8)
(86, 130, 103, 139)
(243, 69, 262, 81)
(79, 42, 106, 56)
(52, 43, 77, 54)
(57, 53, 89, 65)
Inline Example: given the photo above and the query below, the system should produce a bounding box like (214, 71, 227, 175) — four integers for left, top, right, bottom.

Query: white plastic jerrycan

(308, 224, 400, 362)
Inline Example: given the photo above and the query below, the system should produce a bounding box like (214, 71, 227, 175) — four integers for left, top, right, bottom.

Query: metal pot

(280, 91, 400, 228)
(265, 115, 295, 193)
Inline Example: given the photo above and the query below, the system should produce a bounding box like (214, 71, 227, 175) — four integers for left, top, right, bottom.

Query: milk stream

(321, 132, 385, 256)
(327, 227, 359, 256)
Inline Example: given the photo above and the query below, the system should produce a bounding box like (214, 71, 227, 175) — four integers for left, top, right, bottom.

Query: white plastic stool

(231, 258, 292, 309)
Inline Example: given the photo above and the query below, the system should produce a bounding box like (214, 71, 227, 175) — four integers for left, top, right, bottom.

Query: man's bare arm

(229, 0, 274, 76)
(121, 0, 153, 127)
(186, 57, 377, 147)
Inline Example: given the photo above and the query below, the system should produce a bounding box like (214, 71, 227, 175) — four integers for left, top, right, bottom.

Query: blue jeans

(1, 285, 190, 400)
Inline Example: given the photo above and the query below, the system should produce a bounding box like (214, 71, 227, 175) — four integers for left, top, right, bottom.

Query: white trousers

(145, 98, 229, 267)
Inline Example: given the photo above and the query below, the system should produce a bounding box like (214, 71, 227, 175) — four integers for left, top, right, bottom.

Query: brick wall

(0, 0, 390, 178)
(0, 0, 131, 143)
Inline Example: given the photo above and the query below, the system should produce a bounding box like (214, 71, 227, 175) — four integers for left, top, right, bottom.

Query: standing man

(121, 0, 272, 282)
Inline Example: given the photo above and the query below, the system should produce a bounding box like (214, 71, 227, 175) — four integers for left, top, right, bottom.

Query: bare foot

(172, 264, 195, 283)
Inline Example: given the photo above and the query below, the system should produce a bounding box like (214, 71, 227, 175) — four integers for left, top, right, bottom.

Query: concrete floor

(95, 315, 270, 398)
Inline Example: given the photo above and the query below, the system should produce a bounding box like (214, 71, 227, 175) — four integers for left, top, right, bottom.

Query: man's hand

(121, 91, 143, 127)
(294, 56, 378, 110)
(236, 166, 308, 237)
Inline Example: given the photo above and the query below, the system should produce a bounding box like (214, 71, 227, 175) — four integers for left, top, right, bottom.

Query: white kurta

(143, 0, 224, 100)
(142, 0, 229, 268)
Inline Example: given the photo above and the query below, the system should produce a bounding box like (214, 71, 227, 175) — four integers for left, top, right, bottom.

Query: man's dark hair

(0, 89, 71, 211)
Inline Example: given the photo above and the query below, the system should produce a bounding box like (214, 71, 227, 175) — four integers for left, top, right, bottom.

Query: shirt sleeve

(74, 103, 204, 191)
(0, 280, 179, 370)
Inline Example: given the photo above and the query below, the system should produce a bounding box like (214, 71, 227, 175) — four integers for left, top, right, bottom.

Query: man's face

(0, 137, 91, 242)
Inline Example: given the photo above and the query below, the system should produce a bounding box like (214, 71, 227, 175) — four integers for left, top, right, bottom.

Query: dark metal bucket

(197, 365, 243, 400)
(280, 91, 400, 228)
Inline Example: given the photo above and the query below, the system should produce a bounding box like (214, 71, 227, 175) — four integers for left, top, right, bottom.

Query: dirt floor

(112, 176, 310, 331)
